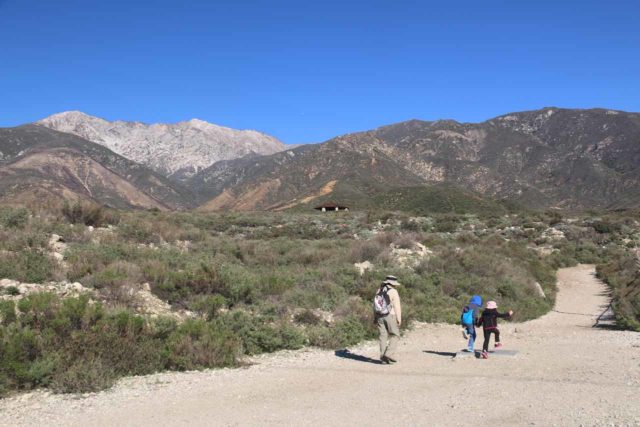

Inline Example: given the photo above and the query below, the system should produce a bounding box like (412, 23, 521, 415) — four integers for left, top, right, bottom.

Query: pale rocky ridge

(37, 111, 289, 181)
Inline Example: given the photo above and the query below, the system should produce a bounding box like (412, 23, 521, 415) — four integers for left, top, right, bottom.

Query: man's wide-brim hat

(383, 275, 401, 287)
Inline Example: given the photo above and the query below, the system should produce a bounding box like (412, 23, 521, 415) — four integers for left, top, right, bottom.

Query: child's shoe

(481, 350, 489, 359)
(495, 342, 503, 349)
(462, 329, 468, 339)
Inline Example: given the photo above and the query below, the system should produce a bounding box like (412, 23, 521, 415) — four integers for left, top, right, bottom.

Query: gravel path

(1, 264, 639, 426)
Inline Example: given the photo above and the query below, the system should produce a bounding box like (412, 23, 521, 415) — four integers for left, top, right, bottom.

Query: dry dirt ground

(1, 265, 639, 426)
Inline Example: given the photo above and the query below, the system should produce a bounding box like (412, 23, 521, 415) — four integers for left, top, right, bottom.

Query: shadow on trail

(423, 350, 457, 357)
(334, 350, 383, 364)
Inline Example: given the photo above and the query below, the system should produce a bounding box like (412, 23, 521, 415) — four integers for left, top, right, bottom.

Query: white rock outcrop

(354, 261, 374, 276)
(390, 242, 433, 270)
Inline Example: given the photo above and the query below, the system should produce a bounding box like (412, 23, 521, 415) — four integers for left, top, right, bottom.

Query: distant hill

(370, 185, 512, 216)
(190, 108, 640, 211)
(37, 111, 288, 181)
(0, 125, 193, 209)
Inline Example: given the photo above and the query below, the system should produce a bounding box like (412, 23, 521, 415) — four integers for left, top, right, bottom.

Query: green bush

(0, 249, 57, 283)
(596, 251, 640, 331)
(61, 201, 117, 227)
(592, 220, 621, 234)
(166, 319, 241, 370)
(0, 207, 29, 229)
(308, 315, 375, 349)
(219, 311, 305, 355)
(293, 309, 322, 325)
(189, 295, 227, 320)
(0, 293, 243, 396)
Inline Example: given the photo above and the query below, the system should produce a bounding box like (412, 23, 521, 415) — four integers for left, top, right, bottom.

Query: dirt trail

(1, 265, 639, 426)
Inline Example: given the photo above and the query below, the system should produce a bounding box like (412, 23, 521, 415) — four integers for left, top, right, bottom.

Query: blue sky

(1, 0, 639, 144)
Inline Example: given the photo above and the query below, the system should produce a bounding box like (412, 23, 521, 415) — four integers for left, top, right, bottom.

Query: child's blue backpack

(461, 306, 474, 326)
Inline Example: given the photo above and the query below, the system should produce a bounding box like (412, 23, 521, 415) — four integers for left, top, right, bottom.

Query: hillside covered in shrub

(0, 203, 638, 395)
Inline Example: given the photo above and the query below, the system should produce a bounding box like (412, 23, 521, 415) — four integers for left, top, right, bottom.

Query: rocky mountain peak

(37, 112, 288, 180)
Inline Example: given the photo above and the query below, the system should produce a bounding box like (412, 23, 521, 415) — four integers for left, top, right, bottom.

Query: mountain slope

(193, 141, 425, 211)
(190, 108, 640, 211)
(0, 125, 194, 209)
(37, 111, 288, 180)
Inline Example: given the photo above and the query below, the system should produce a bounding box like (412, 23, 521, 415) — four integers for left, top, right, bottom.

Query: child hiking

(476, 300, 513, 359)
(460, 295, 482, 352)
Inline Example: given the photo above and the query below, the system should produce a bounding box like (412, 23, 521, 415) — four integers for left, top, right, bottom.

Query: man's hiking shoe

(462, 329, 468, 339)
(385, 356, 397, 364)
(380, 357, 389, 364)
(495, 343, 503, 349)
(481, 350, 489, 359)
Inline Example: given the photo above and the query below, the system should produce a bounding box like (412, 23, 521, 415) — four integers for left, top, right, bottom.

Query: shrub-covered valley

(0, 203, 638, 396)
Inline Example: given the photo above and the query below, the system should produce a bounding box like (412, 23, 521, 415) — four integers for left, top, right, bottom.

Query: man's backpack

(461, 305, 474, 325)
(373, 285, 391, 316)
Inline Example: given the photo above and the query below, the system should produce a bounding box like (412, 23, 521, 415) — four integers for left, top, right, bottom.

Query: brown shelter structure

(314, 202, 349, 212)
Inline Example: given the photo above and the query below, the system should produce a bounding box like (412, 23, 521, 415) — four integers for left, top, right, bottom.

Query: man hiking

(373, 275, 402, 364)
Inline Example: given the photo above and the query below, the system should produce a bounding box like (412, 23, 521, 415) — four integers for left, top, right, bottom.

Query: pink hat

(486, 301, 497, 309)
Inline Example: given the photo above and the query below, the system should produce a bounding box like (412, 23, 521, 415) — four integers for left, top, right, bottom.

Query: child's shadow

(424, 350, 480, 358)
(423, 350, 457, 357)
(334, 349, 384, 364)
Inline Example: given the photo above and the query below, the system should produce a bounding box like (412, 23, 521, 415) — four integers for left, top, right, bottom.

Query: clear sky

(1, 0, 639, 144)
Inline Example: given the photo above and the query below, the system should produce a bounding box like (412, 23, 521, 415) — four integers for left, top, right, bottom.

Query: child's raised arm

(497, 310, 513, 319)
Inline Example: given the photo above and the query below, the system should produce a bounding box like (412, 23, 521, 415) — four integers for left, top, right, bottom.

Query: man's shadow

(334, 349, 384, 364)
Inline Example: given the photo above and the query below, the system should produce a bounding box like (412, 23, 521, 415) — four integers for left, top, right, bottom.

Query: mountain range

(189, 107, 640, 211)
(2, 107, 640, 212)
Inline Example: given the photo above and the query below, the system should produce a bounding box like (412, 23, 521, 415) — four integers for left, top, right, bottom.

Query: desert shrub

(0, 293, 244, 396)
(374, 231, 397, 247)
(84, 261, 143, 307)
(65, 243, 140, 282)
(117, 217, 158, 244)
(3, 286, 20, 296)
(166, 319, 241, 370)
(293, 309, 322, 325)
(0, 207, 29, 229)
(307, 315, 373, 349)
(596, 250, 640, 331)
(544, 210, 563, 226)
(0, 300, 17, 325)
(590, 219, 622, 234)
(51, 357, 115, 393)
(283, 280, 348, 312)
(0, 249, 57, 283)
(0, 228, 50, 252)
(61, 201, 117, 227)
(400, 219, 421, 232)
(219, 311, 305, 354)
(434, 215, 461, 233)
(405, 238, 556, 321)
(258, 271, 297, 296)
(287, 245, 335, 266)
(189, 295, 227, 320)
(393, 233, 418, 249)
(349, 239, 385, 262)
